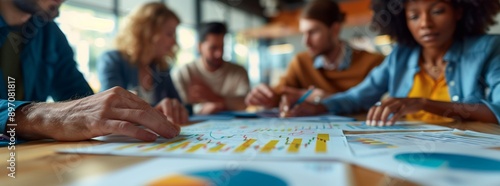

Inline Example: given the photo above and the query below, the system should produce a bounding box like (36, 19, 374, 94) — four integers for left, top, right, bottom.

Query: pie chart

(395, 152, 500, 171)
(148, 169, 288, 186)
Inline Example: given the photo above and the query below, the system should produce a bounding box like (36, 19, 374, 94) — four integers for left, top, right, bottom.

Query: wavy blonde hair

(115, 2, 180, 70)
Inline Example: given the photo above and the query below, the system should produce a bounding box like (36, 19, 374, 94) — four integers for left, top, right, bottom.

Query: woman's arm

(366, 98, 498, 126)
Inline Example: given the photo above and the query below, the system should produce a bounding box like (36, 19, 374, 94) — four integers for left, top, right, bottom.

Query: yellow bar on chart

(260, 140, 279, 153)
(167, 141, 190, 152)
(287, 138, 302, 153)
(208, 144, 226, 153)
(186, 144, 206, 153)
(318, 133, 330, 141)
(142, 138, 186, 152)
(315, 134, 329, 153)
(234, 139, 256, 153)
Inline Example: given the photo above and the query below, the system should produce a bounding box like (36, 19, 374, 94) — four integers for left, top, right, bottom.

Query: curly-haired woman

(282, 0, 500, 126)
(98, 2, 188, 124)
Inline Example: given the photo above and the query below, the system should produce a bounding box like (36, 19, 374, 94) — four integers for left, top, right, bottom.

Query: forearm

(423, 100, 498, 124)
(16, 102, 73, 140)
(16, 103, 53, 140)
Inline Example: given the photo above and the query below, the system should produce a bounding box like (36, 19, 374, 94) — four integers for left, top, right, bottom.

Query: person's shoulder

(100, 50, 127, 63)
(174, 61, 198, 76)
(294, 51, 313, 63)
(43, 21, 62, 32)
(385, 44, 417, 59)
(351, 47, 383, 57)
(224, 62, 248, 74)
(350, 47, 385, 63)
(101, 50, 122, 58)
(177, 61, 198, 70)
(462, 35, 500, 52)
(40, 21, 68, 44)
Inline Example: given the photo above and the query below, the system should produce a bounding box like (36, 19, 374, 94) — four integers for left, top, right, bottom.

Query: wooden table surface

(2, 117, 500, 186)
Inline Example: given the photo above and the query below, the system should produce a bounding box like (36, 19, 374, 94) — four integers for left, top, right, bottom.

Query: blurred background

(58, 0, 500, 93)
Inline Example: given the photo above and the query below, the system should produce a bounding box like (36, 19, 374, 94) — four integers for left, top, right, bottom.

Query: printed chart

(62, 120, 350, 160)
(336, 121, 450, 132)
(346, 130, 500, 156)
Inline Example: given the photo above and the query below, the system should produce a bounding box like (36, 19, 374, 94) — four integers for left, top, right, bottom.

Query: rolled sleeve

(1, 100, 30, 134)
(321, 53, 392, 115)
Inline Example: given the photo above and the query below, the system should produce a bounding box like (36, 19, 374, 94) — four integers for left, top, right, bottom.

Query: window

(56, 4, 116, 92)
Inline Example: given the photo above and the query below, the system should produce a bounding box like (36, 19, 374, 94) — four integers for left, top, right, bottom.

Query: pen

(290, 87, 314, 109)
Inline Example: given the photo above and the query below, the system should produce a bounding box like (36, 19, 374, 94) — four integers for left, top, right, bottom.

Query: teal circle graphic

(395, 153, 500, 171)
(188, 169, 288, 186)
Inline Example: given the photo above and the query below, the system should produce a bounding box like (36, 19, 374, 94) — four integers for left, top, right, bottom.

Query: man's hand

(16, 87, 180, 142)
(245, 84, 276, 108)
(155, 98, 188, 125)
(198, 102, 226, 115)
(279, 95, 327, 117)
(282, 86, 326, 104)
(187, 76, 223, 103)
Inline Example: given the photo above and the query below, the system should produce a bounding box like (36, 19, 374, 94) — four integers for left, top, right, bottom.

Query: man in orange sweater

(245, 0, 384, 108)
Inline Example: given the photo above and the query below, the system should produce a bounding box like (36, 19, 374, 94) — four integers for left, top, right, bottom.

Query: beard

(13, 0, 60, 20)
(206, 59, 223, 70)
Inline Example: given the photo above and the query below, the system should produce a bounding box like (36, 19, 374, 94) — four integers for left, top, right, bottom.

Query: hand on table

(16, 87, 180, 142)
(155, 98, 188, 125)
(366, 97, 427, 126)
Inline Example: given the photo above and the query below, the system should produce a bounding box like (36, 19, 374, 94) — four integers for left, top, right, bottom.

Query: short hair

(115, 2, 180, 69)
(371, 0, 500, 47)
(301, 0, 346, 27)
(198, 22, 227, 42)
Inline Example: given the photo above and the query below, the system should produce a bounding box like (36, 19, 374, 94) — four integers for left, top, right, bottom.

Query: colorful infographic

(62, 120, 350, 160)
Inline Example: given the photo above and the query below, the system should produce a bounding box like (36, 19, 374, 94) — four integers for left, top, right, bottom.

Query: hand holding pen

(280, 87, 326, 118)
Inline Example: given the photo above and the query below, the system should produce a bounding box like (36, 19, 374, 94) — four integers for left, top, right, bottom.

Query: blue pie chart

(395, 153, 500, 171)
(188, 169, 288, 186)
(148, 169, 288, 186)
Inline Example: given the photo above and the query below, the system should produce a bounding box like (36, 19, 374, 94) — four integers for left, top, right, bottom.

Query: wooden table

(2, 118, 500, 186)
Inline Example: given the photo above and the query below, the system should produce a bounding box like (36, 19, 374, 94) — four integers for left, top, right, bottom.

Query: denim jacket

(97, 50, 183, 106)
(0, 15, 93, 135)
(322, 35, 500, 123)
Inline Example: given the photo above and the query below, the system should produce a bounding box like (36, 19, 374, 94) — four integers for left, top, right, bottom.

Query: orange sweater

(273, 49, 384, 101)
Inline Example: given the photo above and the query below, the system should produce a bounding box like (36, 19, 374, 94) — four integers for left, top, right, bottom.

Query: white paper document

(346, 130, 500, 156)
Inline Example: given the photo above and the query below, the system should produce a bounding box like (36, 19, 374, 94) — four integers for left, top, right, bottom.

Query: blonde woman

(98, 2, 188, 124)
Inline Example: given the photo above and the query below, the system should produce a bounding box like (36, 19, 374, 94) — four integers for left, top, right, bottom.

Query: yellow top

(406, 69, 454, 123)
